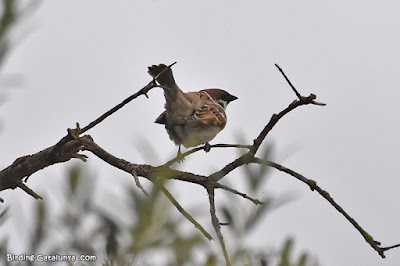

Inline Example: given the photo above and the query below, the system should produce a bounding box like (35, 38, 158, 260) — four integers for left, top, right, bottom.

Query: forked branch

(1, 63, 398, 264)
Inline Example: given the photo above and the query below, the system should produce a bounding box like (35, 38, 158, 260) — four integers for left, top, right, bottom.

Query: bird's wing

(193, 103, 227, 127)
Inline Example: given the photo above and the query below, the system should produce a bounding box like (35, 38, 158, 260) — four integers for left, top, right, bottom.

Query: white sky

(1, 1, 400, 265)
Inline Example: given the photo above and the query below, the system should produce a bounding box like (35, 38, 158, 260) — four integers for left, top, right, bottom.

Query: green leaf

(68, 165, 81, 194)
(297, 253, 308, 266)
(30, 201, 47, 252)
(204, 254, 217, 266)
(279, 238, 293, 266)
(221, 206, 234, 228)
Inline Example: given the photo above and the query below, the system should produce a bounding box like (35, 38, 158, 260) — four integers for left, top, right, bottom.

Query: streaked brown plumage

(148, 64, 237, 155)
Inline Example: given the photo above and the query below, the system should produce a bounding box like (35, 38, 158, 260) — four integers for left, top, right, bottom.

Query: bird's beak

(229, 95, 238, 102)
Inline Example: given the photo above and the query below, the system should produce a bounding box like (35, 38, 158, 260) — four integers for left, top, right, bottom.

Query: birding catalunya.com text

(6, 253, 97, 263)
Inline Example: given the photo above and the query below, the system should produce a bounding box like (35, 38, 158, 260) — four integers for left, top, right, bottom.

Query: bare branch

(16, 181, 42, 200)
(381, 243, 400, 253)
(131, 169, 149, 197)
(275, 64, 326, 106)
(164, 143, 252, 167)
(275, 64, 302, 100)
(0, 63, 179, 197)
(215, 182, 263, 205)
(80, 136, 210, 186)
(251, 156, 397, 258)
(250, 94, 322, 155)
(80, 62, 177, 135)
(249, 65, 326, 155)
(78, 80, 157, 135)
(210, 153, 253, 182)
(80, 136, 217, 240)
(1, 62, 397, 262)
(0, 136, 88, 198)
(207, 186, 231, 266)
(160, 185, 213, 241)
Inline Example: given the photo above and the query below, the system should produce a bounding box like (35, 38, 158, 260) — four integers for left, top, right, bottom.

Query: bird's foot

(176, 145, 185, 163)
(204, 142, 211, 153)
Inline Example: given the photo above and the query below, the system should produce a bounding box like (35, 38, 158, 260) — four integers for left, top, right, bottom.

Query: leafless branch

(163, 143, 252, 167)
(0, 135, 89, 199)
(215, 182, 263, 205)
(275, 64, 326, 106)
(80, 136, 215, 240)
(0, 63, 177, 198)
(79, 62, 176, 135)
(250, 94, 324, 155)
(207, 186, 231, 266)
(16, 180, 42, 200)
(131, 168, 149, 197)
(160, 185, 213, 241)
(251, 156, 399, 258)
(275, 64, 302, 100)
(1, 63, 398, 264)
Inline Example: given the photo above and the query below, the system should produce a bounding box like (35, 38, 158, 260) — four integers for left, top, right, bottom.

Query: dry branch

(0, 136, 89, 199)
(0, 63, 398, 264)
(252, 156, 397, 258)
(207, 186, 231, 266)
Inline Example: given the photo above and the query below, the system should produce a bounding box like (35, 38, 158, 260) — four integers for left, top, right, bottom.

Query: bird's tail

(148, 64, 176, 88)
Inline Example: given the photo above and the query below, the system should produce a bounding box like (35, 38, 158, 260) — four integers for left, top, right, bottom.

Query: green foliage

(0, 0, 17, 55)
(278, 238, 317, 266)
(204, 254, 217, 266)
(68, 165, 81, 194)
(30, 200, 46, 253)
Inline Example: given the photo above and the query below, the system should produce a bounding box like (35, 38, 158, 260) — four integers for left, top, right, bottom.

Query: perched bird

(148, 64, 238, 157)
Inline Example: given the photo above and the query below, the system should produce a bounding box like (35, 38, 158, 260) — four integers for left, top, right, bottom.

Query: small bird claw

(176, 145, 185, 163)
(204, 142, 211, 152)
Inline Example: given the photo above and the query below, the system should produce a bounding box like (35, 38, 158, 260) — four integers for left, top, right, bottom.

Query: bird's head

(201, 89, 238, 109)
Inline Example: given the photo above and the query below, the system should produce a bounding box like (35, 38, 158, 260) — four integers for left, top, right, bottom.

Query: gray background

(1, 1, 400, 265)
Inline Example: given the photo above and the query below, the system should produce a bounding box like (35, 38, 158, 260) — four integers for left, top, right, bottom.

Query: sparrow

(148, 64, 238, 158)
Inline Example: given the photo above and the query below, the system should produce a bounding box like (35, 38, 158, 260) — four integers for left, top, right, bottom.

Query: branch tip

(275, 63, 302, 99)
(161, 186, 213, 241)
(17, 182, 42, 200)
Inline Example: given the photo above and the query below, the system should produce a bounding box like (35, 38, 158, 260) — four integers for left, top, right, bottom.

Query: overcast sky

(1, 1, 400, 265)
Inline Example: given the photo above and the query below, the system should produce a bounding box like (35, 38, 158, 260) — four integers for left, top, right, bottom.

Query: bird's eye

(217, 99, 228, 109)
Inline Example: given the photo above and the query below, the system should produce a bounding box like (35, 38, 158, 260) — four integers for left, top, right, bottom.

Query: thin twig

(207, 186, 231, 266)
(2, 62, 397, 261)
(45, 63, 178, 166)
(82, 136, 215, 240)
(164, 143, 252, 167)
(252, 156, 395, 258)
(79, 62, 177, 135)
(17, 181, 42, 200)
(131, 169, 149, 197)
(275, 64, 302, 100)
(210, 153, 253, 182)
(252, 68, 322, 156)
(275, 64, 326, 106)
(250, 94, 323, 155)
(381, 243, 400, 252)
(160, 186, 213, 241)
(215, 183, 263, 205)
(78, 81, 156, 135)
